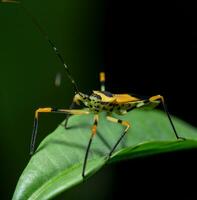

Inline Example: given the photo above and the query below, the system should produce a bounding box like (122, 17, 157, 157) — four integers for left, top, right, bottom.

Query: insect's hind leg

(149, 95, 185, 140)
(100, 72, 105, 92)
(106, 116, 130, 158)
(30, 107, 89, 155)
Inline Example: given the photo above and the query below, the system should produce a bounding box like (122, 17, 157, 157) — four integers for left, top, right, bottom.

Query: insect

(2, 0, 184, 178)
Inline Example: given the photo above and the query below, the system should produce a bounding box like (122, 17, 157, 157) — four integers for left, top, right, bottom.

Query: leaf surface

(13, 110, 197, 200)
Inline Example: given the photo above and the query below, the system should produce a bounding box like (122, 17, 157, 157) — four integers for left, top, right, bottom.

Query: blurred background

(0, 0, 196, 199)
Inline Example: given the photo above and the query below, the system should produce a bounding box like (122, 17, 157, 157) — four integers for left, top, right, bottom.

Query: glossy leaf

(13, 110, 197, 200)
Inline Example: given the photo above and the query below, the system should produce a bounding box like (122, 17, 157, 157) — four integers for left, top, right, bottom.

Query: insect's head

(73, 92, 89, 105)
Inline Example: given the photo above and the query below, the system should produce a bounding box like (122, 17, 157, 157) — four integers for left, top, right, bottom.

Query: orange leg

(107, 116, 131, 157)
(30, 108, 89, 155)
(82, 114, 99, 178)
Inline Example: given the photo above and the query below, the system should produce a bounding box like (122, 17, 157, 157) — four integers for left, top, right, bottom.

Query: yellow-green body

(74, 91, 160, 115)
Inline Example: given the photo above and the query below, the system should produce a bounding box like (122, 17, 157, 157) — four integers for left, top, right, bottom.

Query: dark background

(104, 1, 197, 199)
(105, 0, 196, 126)
(0, 0, 196, 199)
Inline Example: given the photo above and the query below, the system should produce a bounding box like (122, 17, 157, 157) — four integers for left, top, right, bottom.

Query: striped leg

(30, 107, 89, 155)
(100, 72, 105, 92)
(106, 116, 130, 157)
(82, 114, 99, 178)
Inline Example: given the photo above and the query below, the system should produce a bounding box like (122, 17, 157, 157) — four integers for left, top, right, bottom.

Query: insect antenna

(1, 0, 80, 93)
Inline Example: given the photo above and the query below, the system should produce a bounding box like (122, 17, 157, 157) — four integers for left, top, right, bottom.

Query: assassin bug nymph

(2, 0, 185, 178)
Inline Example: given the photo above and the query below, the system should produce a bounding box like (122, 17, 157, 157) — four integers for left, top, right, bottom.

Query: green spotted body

(86, 99, 135, 114)
(75, 91, 160, 115)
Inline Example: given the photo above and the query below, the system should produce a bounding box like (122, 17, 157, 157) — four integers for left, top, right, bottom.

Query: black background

(104, 0, 196, 126)
(103, 0, 197, 198)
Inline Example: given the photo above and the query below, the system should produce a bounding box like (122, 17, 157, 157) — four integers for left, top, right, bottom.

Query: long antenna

(1, 0, 80, 93)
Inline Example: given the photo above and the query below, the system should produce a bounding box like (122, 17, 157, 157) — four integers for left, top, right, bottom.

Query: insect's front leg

(82, 114, 99, 178)
(30, 108, 89, 155)
(64, 101, 76, 128)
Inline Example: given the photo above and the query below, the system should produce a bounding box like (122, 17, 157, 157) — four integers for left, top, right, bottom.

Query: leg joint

(149, 95, 164, 103)
(121, 121, 130, 128)
(35, 108, 52, 118)
(91, 125, 97, 136)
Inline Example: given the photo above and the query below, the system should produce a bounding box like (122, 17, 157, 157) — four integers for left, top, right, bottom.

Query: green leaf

(13, 110, 197, 200)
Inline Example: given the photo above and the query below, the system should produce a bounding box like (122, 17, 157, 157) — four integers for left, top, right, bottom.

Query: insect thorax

(74, 92, 137, 114)
(74, 91, 161, 115)
(74, 92, 107, 113)
(86, 100, 137, 115)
